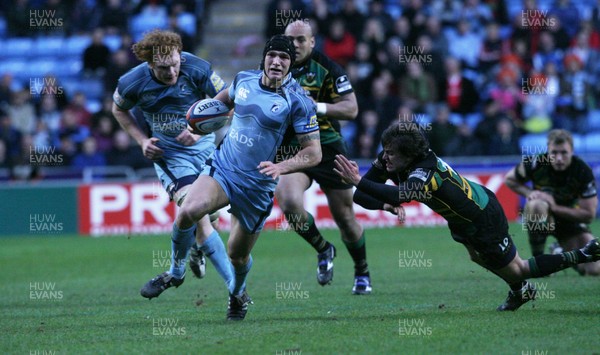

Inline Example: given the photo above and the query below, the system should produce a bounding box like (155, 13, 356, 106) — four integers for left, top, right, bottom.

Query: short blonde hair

(547, 129, 573, 148)
(131, 30, 182, 64)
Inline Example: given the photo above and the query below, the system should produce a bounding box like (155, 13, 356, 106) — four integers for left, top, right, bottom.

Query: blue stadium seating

(4, 38, 34, 58)
(25, 59, 59, 77)
(0, 60, 28, 79)
(519, 133, 547, 155)
(573, 133, 585, 153)
(583, 132, 600, 153)
(177, 13, 196, 37)
(33, 37, 65, 57)
(129, 13, 168, 41)
(64, 35, 91, 56)
(103, 34, 121, 52)
(587, 110, 600, 131)
(53, 58, 82, 78)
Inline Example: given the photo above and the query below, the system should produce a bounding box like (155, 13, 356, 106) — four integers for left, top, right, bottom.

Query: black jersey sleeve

(578, 159, 597, 198)
(354, 152, 396, 209)
(514, 161, 529, 182)
(515, 155, 538, 182)
(356, 178, 401, 207)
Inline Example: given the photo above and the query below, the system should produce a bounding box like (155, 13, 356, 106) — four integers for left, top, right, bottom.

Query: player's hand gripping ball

(186, 98, 230, 135)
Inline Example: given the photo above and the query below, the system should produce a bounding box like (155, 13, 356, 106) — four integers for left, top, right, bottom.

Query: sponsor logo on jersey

(583, 181, 597, 197)
(409, 168, 429, 182)
(305, 114, 318, 130)
(271, 102, 282, 113)
(210, 72, 225, 93)
(237, 87, 249, 100)
(335, 75, 352, 93)
(228, 127, 254, 147)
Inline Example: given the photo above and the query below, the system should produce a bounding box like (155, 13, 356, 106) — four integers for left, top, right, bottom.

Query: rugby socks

(527, 249, 587, 278)
(509, 281, 527, 292)
(296, 212, 329, 253)
(230, 255, 253, 296)
(198, 230, 234, 289)
(169, 223, 195, 279)
(343, 232, 369, 276)
(528, 232, 547, 257)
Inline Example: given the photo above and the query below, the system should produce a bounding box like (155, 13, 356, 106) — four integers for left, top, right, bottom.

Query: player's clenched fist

(142, 137, 164, 160)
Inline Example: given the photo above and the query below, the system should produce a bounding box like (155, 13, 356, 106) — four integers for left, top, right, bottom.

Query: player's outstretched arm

(318, 92, 358, 120)
(334, 154, 401, 206)
(258, 131, 322, 179)
(112, 102, 164, 160)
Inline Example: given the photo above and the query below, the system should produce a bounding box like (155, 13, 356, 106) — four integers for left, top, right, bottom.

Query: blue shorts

(202, 162, 274, 234)
(154, 137, 215, 198)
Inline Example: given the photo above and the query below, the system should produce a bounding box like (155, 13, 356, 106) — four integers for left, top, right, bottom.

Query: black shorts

(450, 188, 517, 270)
(303, 139, 353, 190)
(554, 219, 591, 240)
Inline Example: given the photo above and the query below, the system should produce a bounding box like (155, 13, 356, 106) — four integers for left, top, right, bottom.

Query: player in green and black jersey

(274, 20, 372, 294)
(334, 122, 600, 310)
(505, 129, 600, 275)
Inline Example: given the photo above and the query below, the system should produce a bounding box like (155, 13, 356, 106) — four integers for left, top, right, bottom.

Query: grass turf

(1, 223, 598, 354)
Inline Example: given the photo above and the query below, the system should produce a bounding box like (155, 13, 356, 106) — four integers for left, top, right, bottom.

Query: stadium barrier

(0, 160, 521, 237)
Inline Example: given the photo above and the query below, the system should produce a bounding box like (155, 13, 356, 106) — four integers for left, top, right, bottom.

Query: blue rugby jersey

(212, 70, 318, 190)
(113, 51, 226, 153)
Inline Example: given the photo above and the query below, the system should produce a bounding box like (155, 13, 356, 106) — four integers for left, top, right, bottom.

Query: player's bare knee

(524, 199, 550, 215)
(229, 254, 249, 268)
(582, 262, 600, 276)
(179, 200, 210, 226)
(278, 197, 304, 215)
(332, 206, 356, 226)
(176, 207, 196, 227)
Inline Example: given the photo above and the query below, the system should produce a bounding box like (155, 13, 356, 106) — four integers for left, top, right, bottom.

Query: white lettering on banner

(91, 185, 128, 225)
(131, 184, 171, 225)
(82, 173, 514, 235)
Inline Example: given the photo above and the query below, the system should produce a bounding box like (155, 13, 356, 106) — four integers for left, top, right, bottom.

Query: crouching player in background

(504, 129, 600, 275)
(333, 122, 600, 311)
(111, 30, 233, 298)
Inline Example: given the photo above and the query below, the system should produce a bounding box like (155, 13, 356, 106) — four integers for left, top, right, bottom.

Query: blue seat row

(519, 130, 600, 155)
(0, 35, 123, 58)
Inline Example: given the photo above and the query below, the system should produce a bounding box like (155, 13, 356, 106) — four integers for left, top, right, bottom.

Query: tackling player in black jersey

(334, 122, 600, 311)
(505, 129, 600, 275)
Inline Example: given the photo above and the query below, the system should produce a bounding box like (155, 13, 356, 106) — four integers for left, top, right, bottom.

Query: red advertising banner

(78, 182, 176, 236)
(78, 173, 519, 236)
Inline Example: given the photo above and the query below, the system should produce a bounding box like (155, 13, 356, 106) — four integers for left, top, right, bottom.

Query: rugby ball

(186, 98, 230, 135)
